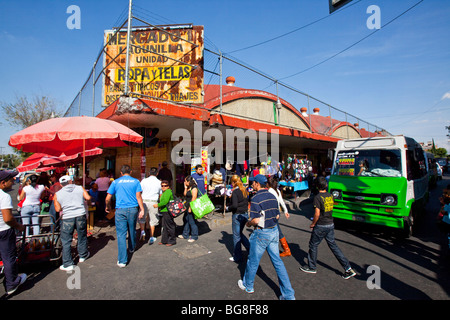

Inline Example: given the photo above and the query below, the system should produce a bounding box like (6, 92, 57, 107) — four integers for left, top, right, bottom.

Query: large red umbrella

(16, 153, 60, 172)
(9, 116, 142, 156)
(9, 116, 143, 185)
(16, 148, 103, 172)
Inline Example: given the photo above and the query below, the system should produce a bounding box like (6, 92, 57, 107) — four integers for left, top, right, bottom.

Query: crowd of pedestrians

(1, 161, 358, 299)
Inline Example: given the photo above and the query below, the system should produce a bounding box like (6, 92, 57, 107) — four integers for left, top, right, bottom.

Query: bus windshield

(333, 149, 402, 177)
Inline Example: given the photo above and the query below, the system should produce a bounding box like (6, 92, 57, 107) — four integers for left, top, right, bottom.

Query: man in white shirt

(0, 170, 27, 295)
(140, 167, 162, 244)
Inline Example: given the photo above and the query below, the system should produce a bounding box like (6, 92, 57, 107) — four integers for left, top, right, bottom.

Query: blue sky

(1, 0, 449, 155)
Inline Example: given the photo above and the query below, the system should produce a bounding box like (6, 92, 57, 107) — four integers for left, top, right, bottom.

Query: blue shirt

(107, 175, 142, 209)
(249, 189, 279, 229)
(192, 172, 206, 195)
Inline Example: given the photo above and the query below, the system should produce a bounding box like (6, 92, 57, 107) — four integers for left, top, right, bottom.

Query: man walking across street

(238, 174, 295, 300)
(0, 171, 27, 295)
(140, 167, 162, 244)
(106, 165, 145, 267)
(54, 175, 91, 271)
(300, 176, 356, 279)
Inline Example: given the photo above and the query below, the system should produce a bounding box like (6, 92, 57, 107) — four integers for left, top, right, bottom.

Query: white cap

(59, 175, 72, 185)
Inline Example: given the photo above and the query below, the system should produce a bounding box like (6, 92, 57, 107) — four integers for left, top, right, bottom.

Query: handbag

(190, 190, 215, 219)
(167, 199, 186, 218)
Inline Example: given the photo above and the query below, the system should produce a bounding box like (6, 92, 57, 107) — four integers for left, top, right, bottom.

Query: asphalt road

(2, 176, 449, 305)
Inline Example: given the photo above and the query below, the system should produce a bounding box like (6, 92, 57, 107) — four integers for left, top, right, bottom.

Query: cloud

(441, 92, 450, 100)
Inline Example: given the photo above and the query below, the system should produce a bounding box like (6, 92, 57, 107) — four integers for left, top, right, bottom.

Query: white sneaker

(117, 261, 126, 268)
(188, 238, 196, 243)
(7, 273, 27, 295)
(79, 252, 90, 263)
(148, 237, 157, 245)
(140, 231, 146, 241)
(59, 265, 74, 271)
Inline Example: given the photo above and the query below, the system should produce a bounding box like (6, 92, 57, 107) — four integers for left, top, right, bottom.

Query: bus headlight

(381, 194, 397, 206)
(331, 190, 342, 200)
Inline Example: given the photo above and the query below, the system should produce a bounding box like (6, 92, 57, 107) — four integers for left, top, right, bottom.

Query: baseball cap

(0, 170, 18, 182)
(59, 175, 72, 184)
(249, 174, 267, 185)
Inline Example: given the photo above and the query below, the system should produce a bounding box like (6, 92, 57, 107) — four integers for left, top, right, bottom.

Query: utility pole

(124, 0, 133, 96)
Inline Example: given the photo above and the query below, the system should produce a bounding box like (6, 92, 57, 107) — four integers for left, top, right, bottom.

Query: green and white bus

(328, 136, 428, 237)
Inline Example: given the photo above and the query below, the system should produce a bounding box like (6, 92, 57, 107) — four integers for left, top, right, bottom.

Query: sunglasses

(161, 185, 169, 187)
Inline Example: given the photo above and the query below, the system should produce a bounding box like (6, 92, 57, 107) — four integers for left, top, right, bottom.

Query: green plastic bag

(190, 194, 215, 219)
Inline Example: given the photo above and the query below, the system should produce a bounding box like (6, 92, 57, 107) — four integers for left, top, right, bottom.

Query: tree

(434, 148, 447, 158)
(1, 94, 62, 129)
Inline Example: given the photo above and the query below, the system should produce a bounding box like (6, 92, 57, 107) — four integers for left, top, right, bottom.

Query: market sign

(102, 25, 204, 106)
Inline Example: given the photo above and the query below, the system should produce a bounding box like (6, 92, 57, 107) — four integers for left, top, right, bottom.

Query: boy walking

(300, 176, 356, 279)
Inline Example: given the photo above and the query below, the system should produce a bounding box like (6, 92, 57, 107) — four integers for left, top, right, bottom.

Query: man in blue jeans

(0, 170, 27, 295)
(238, 174, 295, 300)
(54, 175, 92, 271)
(106, 165, 144, 268)
(300, 176, 356, 279)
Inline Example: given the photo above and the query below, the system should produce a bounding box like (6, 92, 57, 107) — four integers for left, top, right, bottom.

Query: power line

(279, 0, 424, 81)
(226, 0, 364, 54)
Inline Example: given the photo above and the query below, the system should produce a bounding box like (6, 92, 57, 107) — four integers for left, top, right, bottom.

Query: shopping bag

(190, 194, 215, 219)
(167, 199, 186, 218)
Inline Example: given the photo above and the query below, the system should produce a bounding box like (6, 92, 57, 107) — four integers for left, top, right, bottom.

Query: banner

(103, 25, 204, 106)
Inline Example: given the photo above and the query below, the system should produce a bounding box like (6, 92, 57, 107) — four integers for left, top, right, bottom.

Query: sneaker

(148, 237, 157, 245)
(342, 268, 356, 279)
(177, 235, 186, 239)
(59, 265, 74, 271)
(188, 238, 196, 243)
(117, 261, 126, 268)
(299, 266, 317, 274)
(7, 273, 27, 295)
(79, 252, 90, 263)
(237, 279, 254, 294)
(229, 257, 235, 262)
(140, 231, 146, 241)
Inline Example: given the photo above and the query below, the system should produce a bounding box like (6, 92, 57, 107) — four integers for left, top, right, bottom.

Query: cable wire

(226, 0, 364, 54)
(279, 0, 424, 81)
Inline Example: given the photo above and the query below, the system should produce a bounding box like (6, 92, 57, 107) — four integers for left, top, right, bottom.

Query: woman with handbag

(226, 175, 250, 262)
(178, 175, 199, 243)
(154, 180, 175, 246)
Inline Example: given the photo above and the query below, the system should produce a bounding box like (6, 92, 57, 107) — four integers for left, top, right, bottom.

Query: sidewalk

(4, 195, 313, 300)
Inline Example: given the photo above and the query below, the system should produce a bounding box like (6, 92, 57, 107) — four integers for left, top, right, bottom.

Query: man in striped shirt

(238, 174, 295, 300)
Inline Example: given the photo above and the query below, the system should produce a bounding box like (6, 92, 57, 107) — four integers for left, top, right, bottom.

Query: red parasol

(9, 116, 142, 156)
(16, 148, 103, 172)
(9, 116, 143, 185)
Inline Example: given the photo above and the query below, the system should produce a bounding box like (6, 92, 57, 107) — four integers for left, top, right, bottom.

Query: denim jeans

(61, 215, 89, 267)
(182, 211, 198, 240)
(243, 227, 295, 300)
(0, 228, 21, 291)
(115, 207, 138, 265)
(307, 224, 351, 271)
(21, 205, 40, 237)
(231, 213, 250, 261)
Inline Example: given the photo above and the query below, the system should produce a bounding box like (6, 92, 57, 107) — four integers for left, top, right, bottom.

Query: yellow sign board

(102, 26, 204, 106)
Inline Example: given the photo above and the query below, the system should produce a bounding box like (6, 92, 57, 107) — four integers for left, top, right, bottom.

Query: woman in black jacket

(227, 175, 250, 262)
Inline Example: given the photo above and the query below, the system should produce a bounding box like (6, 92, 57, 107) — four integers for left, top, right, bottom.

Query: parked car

(437, 163, 443, 180)
(436, 158, 448, 173)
